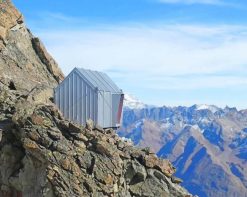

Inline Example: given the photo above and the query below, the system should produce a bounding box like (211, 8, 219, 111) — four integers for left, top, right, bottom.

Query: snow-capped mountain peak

(124, 94, 147, 109)
(195, 104, 220, 113)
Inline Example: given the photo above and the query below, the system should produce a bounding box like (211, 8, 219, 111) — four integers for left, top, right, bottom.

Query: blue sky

(13, 0, 247, 109)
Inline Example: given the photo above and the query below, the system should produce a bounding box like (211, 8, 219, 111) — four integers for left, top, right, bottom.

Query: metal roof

(77, 68, 122, 93)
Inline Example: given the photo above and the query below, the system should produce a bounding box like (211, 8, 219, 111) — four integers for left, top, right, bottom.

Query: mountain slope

(0, 87, 192, 197)
(119, 101, 247, 197)
(0, 1, 193, 196)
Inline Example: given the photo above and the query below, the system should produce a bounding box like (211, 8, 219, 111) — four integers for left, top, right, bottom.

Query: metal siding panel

(92, 90, 96, 122)
(108, 92, 113, 127)
(86, 69, 108, 91)
(109, 92, 113, 127)
(83, 82, 86, 125)
(91, 90, 94, 121)
(94, 71, 116, 92)
(86, 86, 94, 121)
(98, 91, 104, 127)
(89, 70, 110, 91)
(104, 92, 108, 128)
(112, 94, 121, 127)
(78, 79, 81, 124)
(77, 74, 82, 124)
(103, 91, 112, 128)
(63, 83, 67, 118)
(73, 74, 79, 123)
(74, 75, 88, 125)
(74, 68, 96, 90)
(69, 76, 72, 120)
(78, 68, 121, 93)
(87, 86, 90, 120)
(97, 94, 100, 126)
(84, 69, 103, 90)
(65, 77, 68, 119)
(102, 73, 121, 93)
(72, 75, 74, 121)
(65, 82, 68, 118)
(81, 77, 85, 125)
(66, 76, 70, 121)
(89, 89, 92, 120)
(97, 93, 100, 126)
(75, 75, 78, 123)
(102, 92, 105, 127)
(79, 78, 83, 125)
(86, 85, 88, 121)
(69, 75, 73, 120)
(94, 91, 98, 124)
(68, 76, 71, 120)
(62, 83, 65, 116)
(79, 80, 83, 124)
(103, 92, 106, 127)
(61, 83, 64, 117)
(80, 69, 98, 88)
(117, 94, 124, 126)
(71, 73, 78, 124)
(64, 78, 67, 119)
(90, 89, 92, 120)
(64, 83, 66, 117)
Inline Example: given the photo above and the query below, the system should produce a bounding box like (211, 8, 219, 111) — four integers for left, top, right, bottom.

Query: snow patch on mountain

(124, 94, 147, 109)
(196, 104, 220, 113)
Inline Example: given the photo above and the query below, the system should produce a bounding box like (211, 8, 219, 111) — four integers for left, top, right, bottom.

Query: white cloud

(143, 76, 247, 90)
(36, 23, 247, 107)
(38, 24, 247, 75)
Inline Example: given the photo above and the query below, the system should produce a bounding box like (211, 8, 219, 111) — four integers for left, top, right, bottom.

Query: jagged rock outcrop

(0, 0, 64, 93)
(0, 1, 193, 196)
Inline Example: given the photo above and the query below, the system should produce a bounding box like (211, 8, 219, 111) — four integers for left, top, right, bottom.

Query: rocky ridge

(0, 1, 192, 196)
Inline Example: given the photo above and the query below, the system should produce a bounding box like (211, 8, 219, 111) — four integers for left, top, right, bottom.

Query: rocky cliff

(119, 104, 247, 197)
(0, 1, 192, 196)
(0, 0, 64, 92)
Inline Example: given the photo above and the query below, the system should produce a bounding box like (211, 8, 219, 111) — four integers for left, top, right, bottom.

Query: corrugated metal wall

(55, 71, 97, 126)
(97, 91, 112, 128)
(54, 68, 123, 128)
(112, 94, 121, 126)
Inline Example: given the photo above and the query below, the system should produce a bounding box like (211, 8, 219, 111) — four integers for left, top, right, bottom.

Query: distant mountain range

(118, 94, 247, 197)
